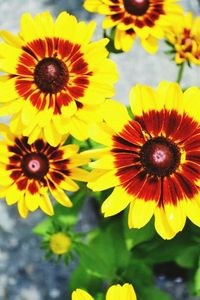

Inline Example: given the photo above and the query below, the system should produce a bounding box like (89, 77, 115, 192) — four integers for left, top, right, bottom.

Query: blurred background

(0, 1, 200, 299)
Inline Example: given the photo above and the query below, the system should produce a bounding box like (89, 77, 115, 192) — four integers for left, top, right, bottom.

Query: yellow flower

(50, 232, 71, 255)
(83, 0, 183, 53)
(165, 12, 200, 65)
(0, 11, 118, 146)
(86, 82, 200, 240)
(0, 124, 89, 218)
(72, 283, 136, 300)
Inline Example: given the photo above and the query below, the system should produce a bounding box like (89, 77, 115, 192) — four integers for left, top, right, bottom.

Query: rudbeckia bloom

(72, 283, 136, 300)
(87, 82, 200, 239)
(83, 0, 183, 53)
(0, 11, 118, 146)
(0, 124, 89, 218)
(165, 12, 200, 65)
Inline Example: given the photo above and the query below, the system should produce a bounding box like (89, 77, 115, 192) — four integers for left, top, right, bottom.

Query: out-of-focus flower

(165, 12, 200, 65)
(50, 232, 71, 255)
(72, 283, 136, 300)
(0, 124, 89, 218)
(0, 11, 118, 146)
(84, 0, 183, 53)
(87, 82, 200, 240)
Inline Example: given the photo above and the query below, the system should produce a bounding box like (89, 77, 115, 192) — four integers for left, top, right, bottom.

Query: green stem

(176, 63, 184, 84)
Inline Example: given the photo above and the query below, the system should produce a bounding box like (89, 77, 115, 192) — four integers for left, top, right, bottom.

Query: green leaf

(77, 243, 115, 279)
(33, 218, 52, 236)
(140, 287, 172, 300)
(69, 264, 102, 294)
(176, 245, 199, 269)
(77, 218, 131, 280)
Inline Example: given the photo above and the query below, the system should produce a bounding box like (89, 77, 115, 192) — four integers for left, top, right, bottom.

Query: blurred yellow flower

(165, 12, 200, 65)
(83, 0, 183, 53)
(50, 232, 72, 255)
(72, 283, 136, 300)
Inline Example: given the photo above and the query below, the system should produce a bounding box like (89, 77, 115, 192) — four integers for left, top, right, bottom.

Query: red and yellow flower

(165, 12, 200, 65)
(0, 11, 118, 146)
(0, 124, 89, 218)
(72, 283, 136, 300)
(84, 0, 183, 53)
(87, 82, 200, 239)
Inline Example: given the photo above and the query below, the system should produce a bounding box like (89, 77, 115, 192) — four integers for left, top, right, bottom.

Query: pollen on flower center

(21, 153, 49, 179)
(123, 0, 150, 16)
(34, 57, 69, 93)
(140, 137, 181, 177)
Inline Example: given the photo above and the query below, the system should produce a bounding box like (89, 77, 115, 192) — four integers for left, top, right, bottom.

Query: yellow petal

(88, 169, 119, 191)
(102, 99, 131, 133)
(50, 188, 73, 207)
(69, 168, 90, 182)
(185, 196, 200, 227)
(0, 77, 19, 102)
(128, 199, 157, 229)
(39, 193, 54, 216)
(24, 190, 39, 212)
(164, 202, 186, 233)
(101, 186, 131, 217)
(0, 30, 24, 47)
(72, 289, 94, 300)
(44, 121, 62, 147)
(5, 184, 22, 205)
(18, 197, 29, 218)
(154, 207, 176, 240)
(106, 283, 137, 300)
(58, 176, 79, 192)
(182, 87, 200, 123)
(89, 154, 114, 169)
(130, 84, 157, 117)
(89, 123, 114, 146)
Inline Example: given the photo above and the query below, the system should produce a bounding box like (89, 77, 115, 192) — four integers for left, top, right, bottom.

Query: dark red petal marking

(137, 175, 161, 201)
(28, 180, 39, 194)
(175, 172, 198, 199)
(111, 13, 125, 21)
(16, 177, 28, 191)
(116, 164, 142, 184)
(181, 162, 200, 182)
(49, 171, 64, 184)
(27, 39, 47, 59)
(186, 151, 200, 164)
(124, 170, 147, 195)
(136, 110, 165, 137)
(159, 175, 184, 206)
(10, 170, 22, 180)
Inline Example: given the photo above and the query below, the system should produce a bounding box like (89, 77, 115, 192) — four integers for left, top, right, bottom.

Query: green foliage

(76, 218, 130, 280)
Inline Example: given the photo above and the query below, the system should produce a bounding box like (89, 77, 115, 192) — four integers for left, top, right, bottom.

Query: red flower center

(21, 153, 49, 180)
(34, 57, 69, 93)
(123, 0, 150, 16)
(140, 137, 180, 177)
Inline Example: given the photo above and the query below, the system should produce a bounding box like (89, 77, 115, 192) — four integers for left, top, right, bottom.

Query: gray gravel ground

(0, 0, 200, 299)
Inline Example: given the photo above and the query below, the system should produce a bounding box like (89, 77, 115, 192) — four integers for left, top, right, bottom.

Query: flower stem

(176, 63, 184, 84)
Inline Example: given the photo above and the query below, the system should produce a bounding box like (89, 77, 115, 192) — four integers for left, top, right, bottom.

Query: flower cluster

(0, 4, 200, 299)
